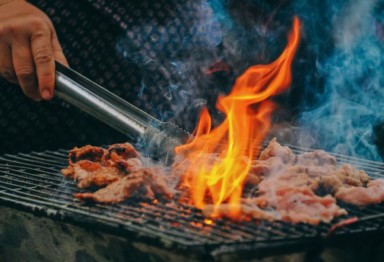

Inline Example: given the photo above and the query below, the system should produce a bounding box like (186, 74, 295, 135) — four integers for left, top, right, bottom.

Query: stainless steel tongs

(54, 62, 190, 161)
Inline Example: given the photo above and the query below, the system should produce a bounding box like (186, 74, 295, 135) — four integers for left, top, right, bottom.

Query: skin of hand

(0, 0, 68, 101)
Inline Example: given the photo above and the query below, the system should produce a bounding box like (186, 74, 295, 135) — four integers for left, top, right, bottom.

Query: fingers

(0, 1, 69, 101)
(31, 28, 55, 100)
(12, 39, 40, 101)
(0, 15, 68, 101)
(0, 43, 17, 84)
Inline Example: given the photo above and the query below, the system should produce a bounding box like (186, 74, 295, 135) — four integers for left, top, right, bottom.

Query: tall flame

(175, 17, 301, 218)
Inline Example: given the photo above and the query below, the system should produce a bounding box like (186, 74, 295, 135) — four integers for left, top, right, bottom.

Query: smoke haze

(116, 0, 384, 161)
(293, 0, 384, 161)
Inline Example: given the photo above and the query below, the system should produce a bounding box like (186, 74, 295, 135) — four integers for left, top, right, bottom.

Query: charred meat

(62, 139, 384, 225)
(74, 168, 173, 203)
(335, 179, 384, 206)
(62, 143, 142, 188)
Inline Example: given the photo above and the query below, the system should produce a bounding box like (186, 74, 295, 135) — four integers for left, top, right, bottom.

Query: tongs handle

(54, 62, 162, 139)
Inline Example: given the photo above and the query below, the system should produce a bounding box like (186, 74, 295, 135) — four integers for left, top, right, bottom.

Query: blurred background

(0, 0, 383, 161)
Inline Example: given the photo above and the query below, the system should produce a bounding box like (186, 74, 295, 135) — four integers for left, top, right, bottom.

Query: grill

(1, 146, 384, 261)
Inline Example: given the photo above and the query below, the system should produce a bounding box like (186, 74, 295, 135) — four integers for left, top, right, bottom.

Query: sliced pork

(74, 168, 173, 203)
(335, 179, 384, 206)
(257, 187, 346, 224)
(62, 139, 383, 225)
(62, 160, 123, 188)
(61, 143, 142, 188)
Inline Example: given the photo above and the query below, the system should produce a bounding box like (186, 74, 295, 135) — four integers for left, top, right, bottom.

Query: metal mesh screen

(0, 147, 384, 259)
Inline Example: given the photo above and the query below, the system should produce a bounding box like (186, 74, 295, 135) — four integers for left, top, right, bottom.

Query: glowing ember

(205, 60, 231, 75)
(204, 218, 213, 225)
(175, 17, 301, 219)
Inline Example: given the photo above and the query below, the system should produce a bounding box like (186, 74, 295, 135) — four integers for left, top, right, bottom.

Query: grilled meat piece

(64, 144, 172, 202)
(62, 160, 124, 188)
(317, 164, 370, 194)
(74, 168, 173, 203)
(68, 145, 106, 164)
(63, 139, 381, 225)
(103, 143, 139, 163)
(237, 139, 372, 224)
(203, 186, 346, 225)
(250, 139, 370, 193)
(259, 138, 295, 163)
(295, 150, 337, 166)
(278, 188, 347, 224)
(254, 187, 346, 224)
(62, 143, 142, 188)
(258, 167, 318, 191)
(251, 167, 347, 224)
(335, 179, 384, 206)
(203, 203, 275, 222)
(246, 157, 285, 186)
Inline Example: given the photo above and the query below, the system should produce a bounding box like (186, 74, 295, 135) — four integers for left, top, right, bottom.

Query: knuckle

(0, 24, 14, 38)
(7, 24, 18, 35)
(29, 19, 50, 41)
(2, 20, 25, 37)
(34, 50, 53, 65)
(15, 66, 34, 79)
(31, 29, 47, 40)
(30, 17, 47, 30)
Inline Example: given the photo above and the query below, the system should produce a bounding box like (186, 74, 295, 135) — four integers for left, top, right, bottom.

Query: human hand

(0, 0, 68, 101)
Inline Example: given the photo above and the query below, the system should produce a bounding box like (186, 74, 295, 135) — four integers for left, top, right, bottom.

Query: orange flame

(175, 17, 301, 218)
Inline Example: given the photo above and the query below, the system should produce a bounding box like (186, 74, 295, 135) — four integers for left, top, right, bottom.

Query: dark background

(0, 0, 383, 160)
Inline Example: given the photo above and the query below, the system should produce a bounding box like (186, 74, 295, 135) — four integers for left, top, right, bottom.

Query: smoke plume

(115, 0, 384, 161)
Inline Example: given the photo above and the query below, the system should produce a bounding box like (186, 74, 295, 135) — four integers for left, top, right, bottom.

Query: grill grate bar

(0, 170, 372, 243)
(0, 147, 384, 254)
(289, 145, 384, 171)
(2, 154, 66, 168)
(0, 182, 210, 244)
(0, 192, 203, 246)
(17, 153, 67, 165)
(0, 168, 329, 243)
(0, 176, 281, 244)
(0, 156, 64, 172)
(138, 203, 278, 242)
(0, 170, 241, 243)
(0, 164, 69, 184)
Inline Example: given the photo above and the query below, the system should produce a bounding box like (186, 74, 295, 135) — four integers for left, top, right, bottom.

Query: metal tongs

(54, 62, 190, 162)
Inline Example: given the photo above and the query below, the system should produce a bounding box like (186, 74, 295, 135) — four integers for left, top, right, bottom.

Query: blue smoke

(293, 0, 384, 161)
(116, 0, 384, 161)
(206, 0, 384, 161)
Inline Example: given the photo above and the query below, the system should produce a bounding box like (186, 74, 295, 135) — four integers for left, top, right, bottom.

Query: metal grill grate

(0, 147, 384, 259)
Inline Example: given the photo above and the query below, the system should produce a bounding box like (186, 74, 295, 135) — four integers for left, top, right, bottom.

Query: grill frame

(0, 147, 384, 260)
